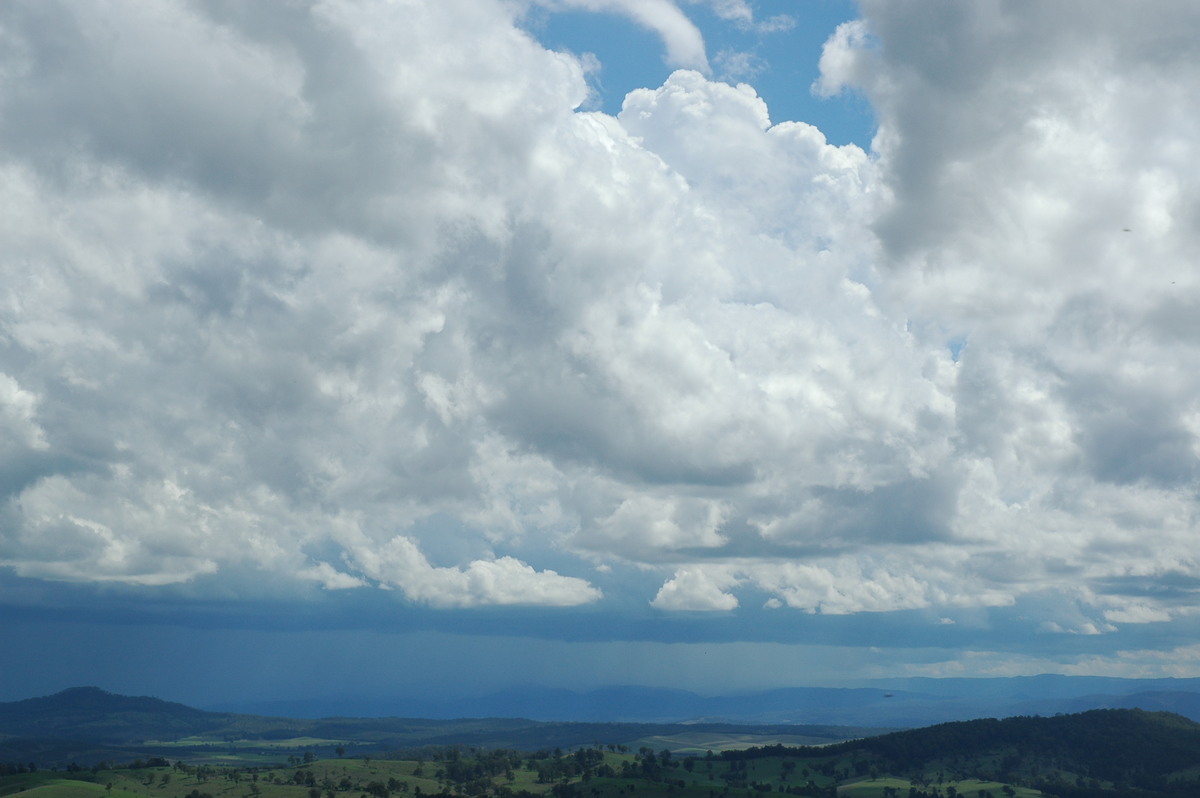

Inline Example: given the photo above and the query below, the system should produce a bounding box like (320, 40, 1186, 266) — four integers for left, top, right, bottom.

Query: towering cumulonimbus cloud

(0, 0, 1197, 643)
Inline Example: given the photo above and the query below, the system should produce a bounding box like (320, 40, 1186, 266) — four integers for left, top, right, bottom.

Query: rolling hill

(4, 694, 1200, 797)
(0, 688, 882, 766)
(0, 687, 225, 743)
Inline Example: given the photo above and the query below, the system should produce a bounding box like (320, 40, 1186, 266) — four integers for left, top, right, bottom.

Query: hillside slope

(730, 708, 1200, 795)
(0, 687, 229, 742)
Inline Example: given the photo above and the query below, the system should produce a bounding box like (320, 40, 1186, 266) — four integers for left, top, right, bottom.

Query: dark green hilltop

(4, 688, 1200, 797)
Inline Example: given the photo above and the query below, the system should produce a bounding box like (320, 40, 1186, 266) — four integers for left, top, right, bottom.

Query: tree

(336, 747, 346, 758)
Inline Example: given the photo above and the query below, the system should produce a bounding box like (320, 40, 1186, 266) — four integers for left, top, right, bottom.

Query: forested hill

(0, 687, 225, 741)
(848, 708, 1200, 775)
(728, 708, 1200, 796)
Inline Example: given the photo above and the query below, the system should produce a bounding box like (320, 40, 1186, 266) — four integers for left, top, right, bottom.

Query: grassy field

(629, 731, 848, 754)
(836, 775, 1044, 797)
(0, 775, 135, 798)
(145, 741, 355, 752)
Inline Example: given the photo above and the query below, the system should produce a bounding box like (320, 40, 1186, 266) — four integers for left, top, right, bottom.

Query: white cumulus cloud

(651, 567, 739, 611)
(354, 535, 601, 608)
(0, 0, 1198, 635)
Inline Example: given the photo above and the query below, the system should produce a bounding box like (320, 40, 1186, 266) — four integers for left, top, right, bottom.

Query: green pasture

(145, 739, 353, 751)
(7, 783, 107, 798)
(0, 773, 53, 796)
(0, 777, 137, 798)
(631, 731, 841, 754)
(0, 752, 1055, 798)
(834, 775, 911, 796)
(951, 778, 1044, 798)
(836, 776, 1043, 797)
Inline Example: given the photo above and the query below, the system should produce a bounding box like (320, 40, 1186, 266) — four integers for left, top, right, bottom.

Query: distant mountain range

(207, 675, 1200, 727)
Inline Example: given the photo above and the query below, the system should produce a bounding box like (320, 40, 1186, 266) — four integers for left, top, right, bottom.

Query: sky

(2, 0, 1200, 709)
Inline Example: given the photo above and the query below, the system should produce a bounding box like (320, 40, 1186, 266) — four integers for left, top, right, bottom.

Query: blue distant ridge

(207, 676, 1200, 726)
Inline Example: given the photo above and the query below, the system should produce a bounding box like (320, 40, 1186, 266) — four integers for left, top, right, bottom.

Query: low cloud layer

(1, 0, 1198, 659)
